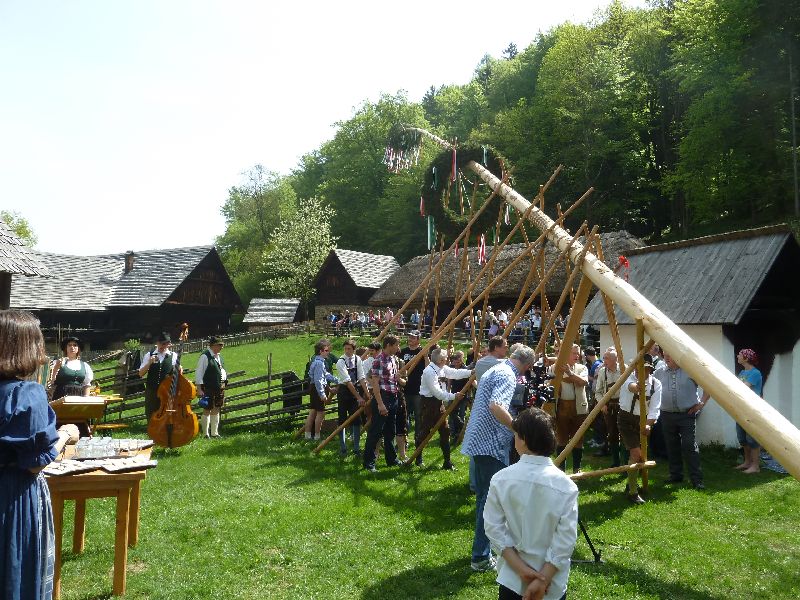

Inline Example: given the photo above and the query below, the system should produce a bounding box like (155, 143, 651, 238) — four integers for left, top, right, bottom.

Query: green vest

(54, 360, 87, 398)
(146, 351, 174, 390)
(202, 349, 224, 390)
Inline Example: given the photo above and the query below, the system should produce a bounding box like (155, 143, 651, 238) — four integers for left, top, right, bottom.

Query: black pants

(499, 584, 567, 600)
(363, 393, 398, 469)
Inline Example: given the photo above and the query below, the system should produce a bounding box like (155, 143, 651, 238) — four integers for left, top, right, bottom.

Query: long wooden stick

(637, 319, 649, 491)
(313, 404, 366, 454)
(593, 237, 626, 368)
(420, 244, 435, 325)
(431, 236, 445, 336)
(405, 374, 475, 467)
(554, 340, 655, 467)
(570, 461, 656, 481)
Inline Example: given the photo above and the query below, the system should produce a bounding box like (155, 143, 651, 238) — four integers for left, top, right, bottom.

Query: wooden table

(46, 448, 153, 598)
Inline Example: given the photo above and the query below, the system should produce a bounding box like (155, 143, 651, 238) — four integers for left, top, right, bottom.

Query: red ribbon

(618, 255, 630, 281)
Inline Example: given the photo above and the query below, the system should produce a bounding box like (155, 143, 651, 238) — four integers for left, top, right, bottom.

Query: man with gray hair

(416, 347, 472, 468)
(461, 344, 537, 572)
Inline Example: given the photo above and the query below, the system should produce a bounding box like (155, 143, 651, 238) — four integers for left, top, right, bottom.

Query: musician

(195, 336, 228, 439)
(138, 332, 182, 423)
(50, 336, 94, 400)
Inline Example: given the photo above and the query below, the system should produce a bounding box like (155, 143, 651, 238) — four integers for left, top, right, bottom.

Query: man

(195, 336, 228, 438)
(461, 344, 538, 572)
(618, 356, 662, 504)
(398, 330, 427, 449)
(474, 336, 509, 381)
(595, 348, 623, 467)
(304, 339, 338, 441)
(138, 332, 182, 423)
(654, 352, 710, 489)
(585, 347, 607, 454)
(335, 339, 370, 456)
(448, 350, 471, 445)
(417, 348, 471, 469)
(551, 344, 590, 473)
(364, 335, 406, 472)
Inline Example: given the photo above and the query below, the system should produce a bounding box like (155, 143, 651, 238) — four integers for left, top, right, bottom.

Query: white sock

(304, 432, 312, 439)
(201, 414, 210, 436)
(210, 414, 220, 436)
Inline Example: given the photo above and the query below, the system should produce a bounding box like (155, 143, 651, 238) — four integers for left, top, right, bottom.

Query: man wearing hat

(195, 336, 228, 438)
(139, 332, 182, 423)
(617, 355, 663, 504)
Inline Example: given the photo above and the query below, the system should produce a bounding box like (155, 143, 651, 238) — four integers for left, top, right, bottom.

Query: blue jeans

(363, 393, 398, 469)
(471, 454, 506, 562)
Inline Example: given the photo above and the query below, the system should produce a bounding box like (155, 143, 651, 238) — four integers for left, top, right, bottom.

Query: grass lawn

(63, 336, 800, 599)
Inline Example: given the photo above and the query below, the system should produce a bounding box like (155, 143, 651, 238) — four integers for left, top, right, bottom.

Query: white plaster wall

(763, 337, 800, 431)
(596, 324, 739, 447)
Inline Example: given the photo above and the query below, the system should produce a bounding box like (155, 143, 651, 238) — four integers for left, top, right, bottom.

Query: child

(483, 408, 578, 600)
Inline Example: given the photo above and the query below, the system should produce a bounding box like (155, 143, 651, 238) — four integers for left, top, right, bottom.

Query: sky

(0, 0, 647, 256)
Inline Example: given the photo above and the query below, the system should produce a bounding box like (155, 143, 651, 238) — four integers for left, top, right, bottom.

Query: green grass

(65, 336, 800, 599)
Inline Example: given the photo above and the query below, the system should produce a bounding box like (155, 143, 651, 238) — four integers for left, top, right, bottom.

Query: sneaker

(363, 465, 378, 473)
(692, 482, 706, 490)
(470, 556, 497, 572)
(442, 462, 456, 471)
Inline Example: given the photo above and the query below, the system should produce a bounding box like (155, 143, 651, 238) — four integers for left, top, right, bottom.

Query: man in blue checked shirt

(462, 344, 538, 573)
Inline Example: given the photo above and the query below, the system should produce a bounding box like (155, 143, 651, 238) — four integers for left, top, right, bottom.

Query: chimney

(124, 251, 135, 273)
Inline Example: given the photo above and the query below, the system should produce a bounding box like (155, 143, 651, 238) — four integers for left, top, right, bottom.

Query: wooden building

(371, 231, 644, 319)
(10, 245, 242, 348)
(313, 248, 400, 320)
(243, 298, 302, 331)
(582, 224, 800, 447)
(0, 218, 50, 309)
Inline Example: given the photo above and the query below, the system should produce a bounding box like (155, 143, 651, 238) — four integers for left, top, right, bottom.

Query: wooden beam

(570, 461, 656, 481)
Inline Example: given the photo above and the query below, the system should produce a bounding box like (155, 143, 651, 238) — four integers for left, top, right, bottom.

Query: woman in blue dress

(1, 310, 79, 600)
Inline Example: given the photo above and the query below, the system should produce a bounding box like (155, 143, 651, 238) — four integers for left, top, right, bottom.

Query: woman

(49, 336, 94, 400)
(734, 348, 763, 474)
(304, 339, 338, 440)
(1, 310, 80, 600)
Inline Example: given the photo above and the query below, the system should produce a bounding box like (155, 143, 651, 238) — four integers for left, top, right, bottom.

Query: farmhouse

(313, 248, 400, 320)
(10, 245, 242, 349)
(582, 224, 800, 447)
(0, 218, 50, 309)
(243, 298, 302, 331)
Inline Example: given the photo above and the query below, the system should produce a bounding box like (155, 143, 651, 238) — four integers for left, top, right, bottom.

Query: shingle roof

(582, 226, 793, 326)
(10, 246, 217, 311)
(243, 298, 301, 323)
(332, 249, 400, 289)
(0, 219, 51, 277)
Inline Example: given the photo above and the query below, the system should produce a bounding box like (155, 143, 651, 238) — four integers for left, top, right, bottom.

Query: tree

(261, 197, 337, 318)
(216, 166, 297, 303)
(1, 210, 37, 247)
(502, 42, 518, 60)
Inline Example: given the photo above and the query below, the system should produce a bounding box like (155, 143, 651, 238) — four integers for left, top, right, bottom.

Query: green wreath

(421, 145, 511, 241)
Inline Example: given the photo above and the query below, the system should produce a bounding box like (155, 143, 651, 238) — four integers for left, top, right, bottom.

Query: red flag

(478, 234, 486, 265)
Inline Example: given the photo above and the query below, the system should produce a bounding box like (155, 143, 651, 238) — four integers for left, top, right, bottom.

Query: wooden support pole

(402, 224, 586, 377)
(637, 318, 649, 491)
(374, 185, 503, 341)
(570, 461, 656, 482)
(420, 244, 435, 324)
(405, 374, 475, 467)
(313, 404, 366, 454)
(593, 237, 626, 369)
(554, 340, 655, 467)
(449, 231, 471, 351)
(432, 236, 445, 336)
(465, 159, 800, 481)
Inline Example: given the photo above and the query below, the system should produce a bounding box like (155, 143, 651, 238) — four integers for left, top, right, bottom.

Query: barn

(0, 218, 50, 309)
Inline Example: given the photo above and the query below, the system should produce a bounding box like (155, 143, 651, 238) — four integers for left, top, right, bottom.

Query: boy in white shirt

(484, 408, 578, 600)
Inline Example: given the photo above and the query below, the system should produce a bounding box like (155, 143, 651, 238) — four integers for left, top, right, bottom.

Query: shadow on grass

(359, 557, 480, 600)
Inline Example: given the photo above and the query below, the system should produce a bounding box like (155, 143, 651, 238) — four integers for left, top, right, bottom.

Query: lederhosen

(145, 351, 173, 422)
(618, 377, 654, 450)
(337, 356, 361, 424)
(202, 349, 225, 409)
(599, 369, 621, 444)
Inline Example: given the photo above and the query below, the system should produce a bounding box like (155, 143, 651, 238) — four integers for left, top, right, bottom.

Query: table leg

(112, 488, 131, 596)
(52, 492, 65, 600)
(72, 498, 86, 553)
(128, 480, 141, 547)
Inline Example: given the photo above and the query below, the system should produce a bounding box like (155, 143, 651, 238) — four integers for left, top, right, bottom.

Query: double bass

(147, 353, 198, 448)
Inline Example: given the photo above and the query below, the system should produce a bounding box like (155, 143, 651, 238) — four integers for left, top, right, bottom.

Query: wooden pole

(374, 184, 503, 341)
(405, 374, 475, 467)
(636, 318, 649, 491)
(431, 236, 445, 336)
(465, 160, 800, 480)
(313, 404, 366, 454)
(402, 224, 585, 377)
(420, 244, 435, 327)
(570, 461, 656, 481)
(593, 236, 626, 369)
(554, 340, 655, 467)
(449, 231, 471, 351)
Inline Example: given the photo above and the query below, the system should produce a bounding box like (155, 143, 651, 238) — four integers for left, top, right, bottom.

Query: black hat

(156, 332, 172, 343)
(60, 336, 83, 352)
(643, 355, 655, 370)
(209, 335, 223, 345)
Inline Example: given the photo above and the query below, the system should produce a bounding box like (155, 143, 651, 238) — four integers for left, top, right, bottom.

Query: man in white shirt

(417, 348, 471, 469)
(617, 356, 662, 504)
(550, 344, 589, 473)
(335, 339, 370, 456)
(138, 332, 182, 424)
(195, 336, 228, 438)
